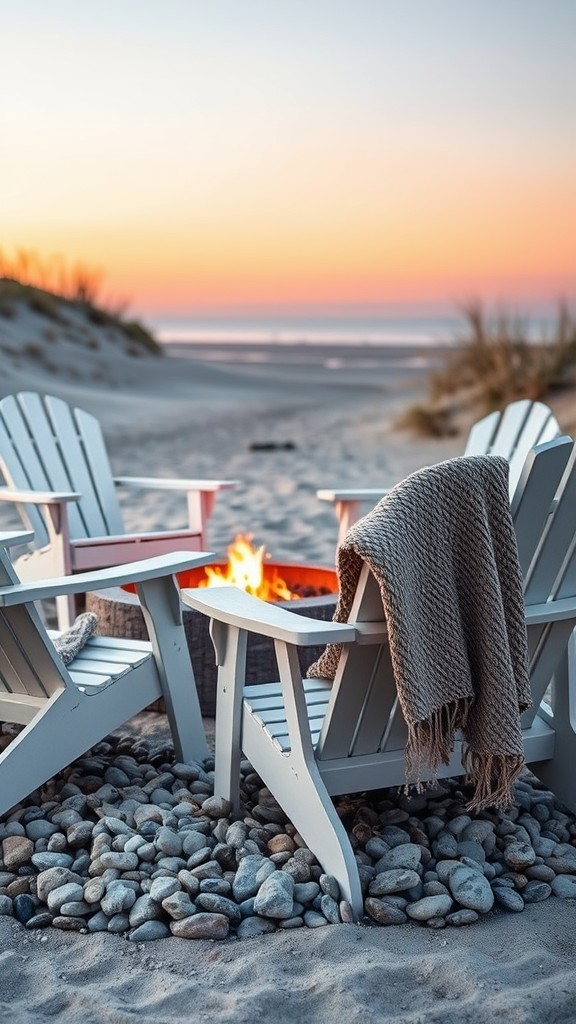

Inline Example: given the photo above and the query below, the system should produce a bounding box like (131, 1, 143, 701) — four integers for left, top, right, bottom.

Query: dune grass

(398, 302, 576, 436)
(0, 249, 161, 356)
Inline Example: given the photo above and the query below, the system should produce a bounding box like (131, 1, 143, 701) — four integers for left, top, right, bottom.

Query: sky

(1, 0, 575, 322)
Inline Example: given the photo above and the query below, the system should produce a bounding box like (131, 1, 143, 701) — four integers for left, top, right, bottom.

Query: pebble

(236, 916, 277, 938)
(0, 895, 13, 916)
(161, 891, 196, 920)
(407, 894, 453, 921)
(2, 733, 576, 943)
(374, 843, 422, 872)
(129, 920, 171, 942)
(365, 898, 408, 925)
(303, 910, 330, 928)
(551, 875, 576, 898)
(100, 883, 137, 915)
(2, 836, 34, 870)
(448, 865, 494, 913)
(170, 912, 229, 940)
(232, 855, 275, 901)
(253, 871, 294, 919)
(369, 869, 421, 895)
(129, 894, 163, 927)
(196, 893, 242, 923)
(446, 909, 478, 926)
(13, 894, 36, 924)
(503, 842, 536, 870)
(522, 880, 552, 904)
(493, 887, 525, 912)
(47, 883, 85, 913)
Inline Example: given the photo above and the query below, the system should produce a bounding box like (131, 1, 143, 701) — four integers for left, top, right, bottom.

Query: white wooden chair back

(0, 392, 123, 548)
(315, 436, 574, 765)
(465, 398, 560, 496)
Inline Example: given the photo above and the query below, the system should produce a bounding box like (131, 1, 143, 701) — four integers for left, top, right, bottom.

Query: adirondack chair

(318, 399, 561, 547)
(0, 529, 213, 818)
(184, 436, 576, 919)
(0, 392, 237, 629)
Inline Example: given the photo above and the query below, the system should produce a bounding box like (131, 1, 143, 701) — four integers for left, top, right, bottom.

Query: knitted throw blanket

(308, 455, 532, 810)
(53, 612, 98, 666)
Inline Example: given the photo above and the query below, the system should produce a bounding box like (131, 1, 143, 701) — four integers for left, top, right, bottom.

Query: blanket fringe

(404, 698, 524, 811)
(462, 748, 526, 812)
(404, 697, 470, 784)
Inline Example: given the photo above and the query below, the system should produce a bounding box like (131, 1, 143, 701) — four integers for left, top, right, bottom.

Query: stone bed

(1, 725, 576, 942)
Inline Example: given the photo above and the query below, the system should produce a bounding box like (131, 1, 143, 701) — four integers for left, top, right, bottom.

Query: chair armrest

(114, 477, 237, 493)
(525, 597, 576, 625)
(0, 530, 35, 548)
(316, 488, 390, 503)
(0, 487, 81, 504)
(183, 585, 355, 646)
(0, 551, 215, 606)
(72, 529, 207, 547)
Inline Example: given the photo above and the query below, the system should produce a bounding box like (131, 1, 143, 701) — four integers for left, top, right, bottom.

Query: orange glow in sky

(1, 2, 575, 321)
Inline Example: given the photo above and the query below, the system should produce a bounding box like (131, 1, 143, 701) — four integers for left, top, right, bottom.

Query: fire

(198, 534, 297, 601)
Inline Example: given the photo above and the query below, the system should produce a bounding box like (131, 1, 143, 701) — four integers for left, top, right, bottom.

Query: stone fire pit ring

(86, 562, 338, 718)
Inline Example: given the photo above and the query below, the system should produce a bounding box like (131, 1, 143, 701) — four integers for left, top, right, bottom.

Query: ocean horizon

(150, 310, 560, 348)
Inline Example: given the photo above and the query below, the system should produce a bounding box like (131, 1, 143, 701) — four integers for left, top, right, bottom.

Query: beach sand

(1, 327, 576, 1024)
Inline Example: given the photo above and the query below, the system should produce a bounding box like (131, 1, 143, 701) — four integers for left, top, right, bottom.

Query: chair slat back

(522, 619, 575, 727)
(0, 546, 67, 701)
(318, 564, 405, 760)
(510, 437, 573, 578)
(0, 393, 124, 545)
(42, 395, 123, 536)
(465, 400, 561, 497)
(524, 446, 576, 603)
(506, 403, 560, 492)
(464, 409, 501, 456)
(315, 436, 576, 763)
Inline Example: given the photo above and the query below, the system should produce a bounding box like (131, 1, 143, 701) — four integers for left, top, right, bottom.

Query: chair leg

(531, 636, 576, 814)
(0, 666, 165, 817)
(137, 576, 209, 763)
(0, 688, 82, 817)
(247, 740, 364, 919)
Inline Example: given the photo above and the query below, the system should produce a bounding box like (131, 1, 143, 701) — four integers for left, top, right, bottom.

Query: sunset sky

(1, 1, 575, 322)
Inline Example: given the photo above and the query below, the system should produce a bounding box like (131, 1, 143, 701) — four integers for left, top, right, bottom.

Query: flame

(198, 534, 296, 601)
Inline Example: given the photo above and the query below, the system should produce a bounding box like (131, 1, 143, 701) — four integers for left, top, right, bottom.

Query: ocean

(149, 310, 559, 348)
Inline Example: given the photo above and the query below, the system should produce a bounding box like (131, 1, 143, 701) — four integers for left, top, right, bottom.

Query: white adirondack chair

(318, 399, 561, 547)
(0, 392, 237, 629)
(0, 530, 212, 818)
(184, 436, 576, 919)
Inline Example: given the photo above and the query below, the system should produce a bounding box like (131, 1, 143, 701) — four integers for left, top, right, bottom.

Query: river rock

(551, 875, 576, 899)
(2, 836, 33, 870)
(448, 865, 494, 913)
(253, 871, 294, 919)
(365, 898, 408, 925)
(170, 913, 229, 939)
(503, 842, 536, 870)
(129, 920, 171, 942)
(493, 886, 525, 912)
(407, 895, 453, 921)
(369, 869, 421, 896)
(374, 843, 422, 872)
(232, 855, 276, 901)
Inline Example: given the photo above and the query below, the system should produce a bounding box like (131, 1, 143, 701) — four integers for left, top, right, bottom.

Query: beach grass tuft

(0, 247, 161, 357)
(401, 302, 576, 435)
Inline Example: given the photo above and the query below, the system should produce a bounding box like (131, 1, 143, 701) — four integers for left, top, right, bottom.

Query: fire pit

(86, 543, 338, 717)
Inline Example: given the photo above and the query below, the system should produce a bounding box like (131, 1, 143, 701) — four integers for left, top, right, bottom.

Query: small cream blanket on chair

(308, 454, 532, 810)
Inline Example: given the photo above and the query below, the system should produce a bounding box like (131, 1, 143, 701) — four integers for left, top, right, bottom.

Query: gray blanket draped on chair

(308, 454, 532, 810)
